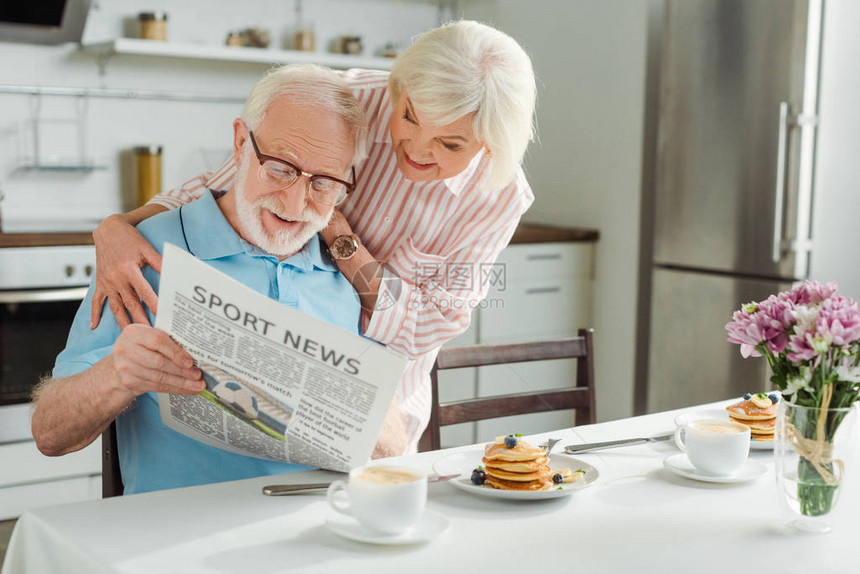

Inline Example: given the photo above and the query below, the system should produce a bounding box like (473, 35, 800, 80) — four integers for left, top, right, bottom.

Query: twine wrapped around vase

(785, 384, 844, 486)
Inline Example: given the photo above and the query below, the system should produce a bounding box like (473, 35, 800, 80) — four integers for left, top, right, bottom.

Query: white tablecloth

(2, 400, 857, 574)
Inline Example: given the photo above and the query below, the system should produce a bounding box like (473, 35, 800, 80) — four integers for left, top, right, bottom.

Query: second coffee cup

(327, 465, 427, 534)
(674, 419, 751, 476)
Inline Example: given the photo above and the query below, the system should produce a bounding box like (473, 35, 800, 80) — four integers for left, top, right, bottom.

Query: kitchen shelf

(17, 163, 107, 172)
(82, 38, 396, 72)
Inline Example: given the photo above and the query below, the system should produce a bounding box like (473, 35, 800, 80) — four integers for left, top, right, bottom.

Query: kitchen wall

(463, 0, 649, 422)
(0, 0, 441, 230)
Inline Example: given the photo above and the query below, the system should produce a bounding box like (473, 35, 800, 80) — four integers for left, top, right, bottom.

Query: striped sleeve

(147, 158, 238, 209)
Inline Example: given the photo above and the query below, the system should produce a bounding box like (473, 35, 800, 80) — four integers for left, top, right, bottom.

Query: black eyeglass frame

(248, 131, 356, 206)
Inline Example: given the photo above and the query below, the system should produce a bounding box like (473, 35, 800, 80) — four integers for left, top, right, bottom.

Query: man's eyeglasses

(248, 131, 355, 206)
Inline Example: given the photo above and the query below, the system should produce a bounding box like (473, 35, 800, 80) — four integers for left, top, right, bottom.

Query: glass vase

(774, 401, 858, 533)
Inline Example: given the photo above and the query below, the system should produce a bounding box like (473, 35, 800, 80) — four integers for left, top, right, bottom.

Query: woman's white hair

(241, 63, 368, 166)
(389, 20, 536, 190)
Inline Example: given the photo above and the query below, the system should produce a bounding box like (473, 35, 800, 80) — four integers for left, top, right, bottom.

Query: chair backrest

(101, 421, 123, 497)
(418, 328, 595, 452)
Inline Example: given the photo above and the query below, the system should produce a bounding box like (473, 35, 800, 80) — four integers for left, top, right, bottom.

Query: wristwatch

(327, 234, 360, 261)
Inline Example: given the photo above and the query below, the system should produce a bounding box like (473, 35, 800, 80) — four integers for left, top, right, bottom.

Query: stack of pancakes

(725, 394, 778, 441)
(482, 438, 554, 491)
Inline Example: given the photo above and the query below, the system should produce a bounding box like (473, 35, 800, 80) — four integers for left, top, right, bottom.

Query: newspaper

(154, 243, 406, 473)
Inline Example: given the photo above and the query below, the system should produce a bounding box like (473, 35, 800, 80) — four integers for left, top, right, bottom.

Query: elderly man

(31, 64, 406, 494)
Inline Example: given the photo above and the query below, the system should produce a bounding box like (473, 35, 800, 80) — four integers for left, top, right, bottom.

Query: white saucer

(325, 510, 450, 545)
(663, 454, 768, 483)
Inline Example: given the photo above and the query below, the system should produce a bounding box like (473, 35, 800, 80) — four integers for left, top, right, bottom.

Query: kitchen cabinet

(0, 440, 101, 521)
(0, 241, 101, 519)
(437, 227, 597, 448)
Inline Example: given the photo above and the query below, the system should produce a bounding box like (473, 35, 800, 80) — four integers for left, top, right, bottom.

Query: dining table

(1, 398, 856, 574)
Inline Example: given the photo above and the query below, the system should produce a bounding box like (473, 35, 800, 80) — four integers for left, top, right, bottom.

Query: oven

(0, 245, 94, 444)
(0, 245, 95, 443)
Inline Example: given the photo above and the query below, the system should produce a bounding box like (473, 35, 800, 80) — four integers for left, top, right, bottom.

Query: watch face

(332, 235, 358, 259)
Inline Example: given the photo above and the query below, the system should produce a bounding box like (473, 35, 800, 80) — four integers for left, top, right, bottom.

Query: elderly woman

(90, 20, 536, 453)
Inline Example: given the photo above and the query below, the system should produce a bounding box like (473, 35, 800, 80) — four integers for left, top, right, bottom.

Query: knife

(563, 432, 674, 454)
(262, 472, 461, 496)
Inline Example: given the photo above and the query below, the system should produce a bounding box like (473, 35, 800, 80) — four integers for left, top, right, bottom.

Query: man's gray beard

(233, 148, 333, 257)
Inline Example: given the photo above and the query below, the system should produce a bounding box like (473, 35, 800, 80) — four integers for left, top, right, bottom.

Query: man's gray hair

(241, 63, 368, 166)
(389, 20, 536, 190)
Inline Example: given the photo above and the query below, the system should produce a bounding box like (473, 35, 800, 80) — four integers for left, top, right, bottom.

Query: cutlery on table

(563, 432, 674, 454)
(262, 472, 461, 496)
(540, 438, 561, 457)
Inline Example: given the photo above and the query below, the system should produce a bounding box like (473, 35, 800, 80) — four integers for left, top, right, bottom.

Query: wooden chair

(418, 328, 596, 452)
(101, 421, 123, 497)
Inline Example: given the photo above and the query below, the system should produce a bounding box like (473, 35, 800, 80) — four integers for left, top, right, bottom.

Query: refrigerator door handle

(772, 101, 790, 263)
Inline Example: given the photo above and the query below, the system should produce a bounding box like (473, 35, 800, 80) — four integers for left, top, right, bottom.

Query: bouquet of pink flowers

(726, 280, 860, 517)
(726, 280, 860, 409)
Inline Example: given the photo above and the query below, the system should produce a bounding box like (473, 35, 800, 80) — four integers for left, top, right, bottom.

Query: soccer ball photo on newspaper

(198, 363, 294, 441)
(212, 381, 259, 419)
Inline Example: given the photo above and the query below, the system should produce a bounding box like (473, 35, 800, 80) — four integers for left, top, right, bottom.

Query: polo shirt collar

(241, 233, 339, 273)
(181, 190, 339, 272)
(304, 233, 340, 272)
(180, 190, 244, 259)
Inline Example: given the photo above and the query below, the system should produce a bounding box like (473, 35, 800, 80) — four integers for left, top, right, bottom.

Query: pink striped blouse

(149, 69, 534, 451)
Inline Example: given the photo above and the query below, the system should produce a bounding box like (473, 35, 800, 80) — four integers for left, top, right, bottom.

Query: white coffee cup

(327, 464, 427, 534)
(674, 419, 751, 476)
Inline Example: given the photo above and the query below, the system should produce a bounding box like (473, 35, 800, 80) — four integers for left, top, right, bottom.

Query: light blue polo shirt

(54, 190, 362, 494)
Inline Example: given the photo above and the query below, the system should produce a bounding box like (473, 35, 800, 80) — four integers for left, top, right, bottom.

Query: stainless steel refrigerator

(637, 0, 823, 412)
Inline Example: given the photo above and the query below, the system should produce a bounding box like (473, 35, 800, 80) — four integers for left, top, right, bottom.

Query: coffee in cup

(327, 464, 427, 534)
(674, 419, 751, 476)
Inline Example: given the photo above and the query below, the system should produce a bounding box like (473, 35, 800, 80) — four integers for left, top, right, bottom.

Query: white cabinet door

(0, 475, 102, 521)
(0, 439, 101, 488)
(0, 439, 102, 520)
(481, 278, 590, 340)
(483, 243, 592, 339)
(493, 242, 593, 280)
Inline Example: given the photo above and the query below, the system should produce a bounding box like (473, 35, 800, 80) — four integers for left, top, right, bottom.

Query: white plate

(674, 408, 774, 450)
(432, 448, 599, 500)
(325, 509, 449, 545)
(663, 453, 768, 483)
